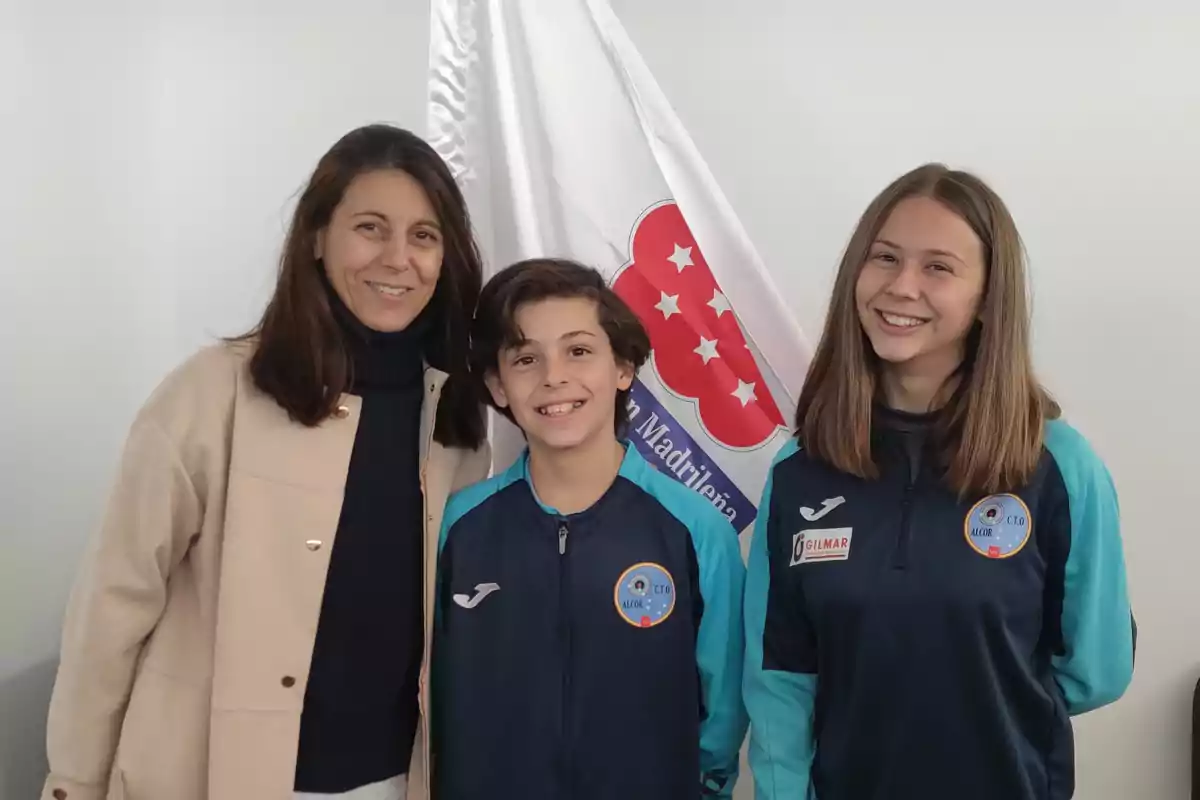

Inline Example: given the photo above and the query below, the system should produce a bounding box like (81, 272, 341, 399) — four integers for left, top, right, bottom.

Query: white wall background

(2, 0, 1197, 797)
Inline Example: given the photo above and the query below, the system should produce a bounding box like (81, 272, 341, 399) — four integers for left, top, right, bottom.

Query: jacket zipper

(558, 519, 573, 796)
(892, 445, 917, 570)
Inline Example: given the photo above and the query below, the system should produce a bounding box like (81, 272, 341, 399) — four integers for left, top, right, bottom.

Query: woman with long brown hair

(743, 164, 1134, 800)
(41, 124, 489, 800)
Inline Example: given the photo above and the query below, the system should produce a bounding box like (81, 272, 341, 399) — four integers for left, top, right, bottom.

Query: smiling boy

(431, 258, 747, 800)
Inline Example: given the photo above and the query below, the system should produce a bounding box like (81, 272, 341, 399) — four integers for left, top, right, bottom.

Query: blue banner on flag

(625, 379, 756, 529)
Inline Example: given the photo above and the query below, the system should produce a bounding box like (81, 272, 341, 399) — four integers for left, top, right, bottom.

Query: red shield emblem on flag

(613, 201, 786, 448)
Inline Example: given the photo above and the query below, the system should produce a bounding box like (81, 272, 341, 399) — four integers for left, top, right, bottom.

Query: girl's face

(856, 196, 987, 379)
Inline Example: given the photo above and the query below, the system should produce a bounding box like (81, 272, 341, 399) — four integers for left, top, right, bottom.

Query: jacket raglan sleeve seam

(1046, 428, 1134, 715)
(692, 504, 748, 798)
(744, 448, 819, 800)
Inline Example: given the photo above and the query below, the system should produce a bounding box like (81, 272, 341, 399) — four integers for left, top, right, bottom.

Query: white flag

(427, 0, 810, 535)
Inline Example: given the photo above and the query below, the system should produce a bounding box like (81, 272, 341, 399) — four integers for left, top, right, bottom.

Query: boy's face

(486, 296, 634, 453)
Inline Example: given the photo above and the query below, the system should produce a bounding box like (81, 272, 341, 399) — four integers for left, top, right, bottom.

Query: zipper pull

(558, 523, 569, 555)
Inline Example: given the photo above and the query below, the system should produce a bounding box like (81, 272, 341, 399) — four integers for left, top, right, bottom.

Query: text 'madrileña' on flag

(426, 0, 810, 534)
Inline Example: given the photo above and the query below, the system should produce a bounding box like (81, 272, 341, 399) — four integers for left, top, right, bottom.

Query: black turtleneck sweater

(294, 286, 435, 793)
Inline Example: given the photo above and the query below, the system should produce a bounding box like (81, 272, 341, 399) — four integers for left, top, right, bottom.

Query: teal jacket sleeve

(693, 505, 749, 797)
(743, 439, 818, 800)
(1044, 421, 1135, 715)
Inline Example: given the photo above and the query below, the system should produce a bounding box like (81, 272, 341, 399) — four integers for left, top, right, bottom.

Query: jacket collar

(517, 439, 642, 517)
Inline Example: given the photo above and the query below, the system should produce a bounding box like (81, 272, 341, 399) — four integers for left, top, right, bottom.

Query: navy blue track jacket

(433, 443, 748, 800)
(744, 413, 1135, 800)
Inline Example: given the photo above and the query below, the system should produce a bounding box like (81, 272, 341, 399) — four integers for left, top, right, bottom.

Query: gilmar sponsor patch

(790, 528, 853, 566)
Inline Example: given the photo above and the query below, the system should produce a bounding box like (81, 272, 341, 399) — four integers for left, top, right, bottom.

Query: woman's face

(316, 168, 444, 332)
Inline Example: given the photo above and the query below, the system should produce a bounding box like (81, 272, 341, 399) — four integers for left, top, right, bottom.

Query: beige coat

(41, 341, 490, 800)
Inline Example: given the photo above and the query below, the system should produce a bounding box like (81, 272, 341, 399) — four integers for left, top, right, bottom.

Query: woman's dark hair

(232, 124, 485, 449)
(471, 258, 651, 436)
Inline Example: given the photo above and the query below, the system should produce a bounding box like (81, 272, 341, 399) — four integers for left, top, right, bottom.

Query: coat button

(281, 676, 296, 688)
(334, 405, 350, 419)
(53, 791, 67, 800)
(305, 539, 322, 551)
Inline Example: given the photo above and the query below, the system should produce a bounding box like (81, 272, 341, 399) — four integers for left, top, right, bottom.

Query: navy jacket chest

(772, 457, 1054, 636)
(443, 485, 700, 638)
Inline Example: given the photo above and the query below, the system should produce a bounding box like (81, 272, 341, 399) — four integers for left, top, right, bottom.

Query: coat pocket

(113, 667, 210, 800)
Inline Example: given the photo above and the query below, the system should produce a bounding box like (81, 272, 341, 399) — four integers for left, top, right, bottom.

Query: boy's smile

(537, 399, 586, 417)
(486, 296, 633, 454)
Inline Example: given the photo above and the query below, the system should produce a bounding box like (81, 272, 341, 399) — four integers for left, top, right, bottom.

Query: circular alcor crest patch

(613, 562, 676, 627)
(964, 493, 1033, 559)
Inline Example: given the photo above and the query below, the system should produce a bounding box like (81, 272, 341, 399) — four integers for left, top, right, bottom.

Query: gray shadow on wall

(0, 658, 55, 798)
